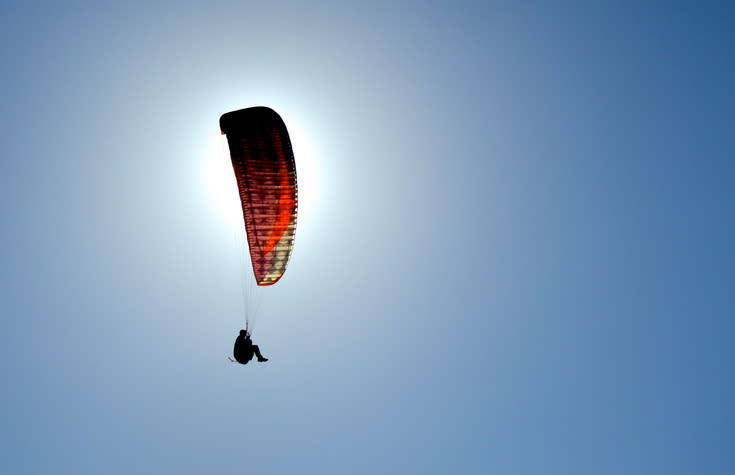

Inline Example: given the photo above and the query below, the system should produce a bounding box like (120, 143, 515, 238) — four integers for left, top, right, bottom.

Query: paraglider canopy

(219, 107, 298, 286)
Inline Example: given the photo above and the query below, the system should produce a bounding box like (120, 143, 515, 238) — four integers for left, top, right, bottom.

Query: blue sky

(2, 2, 734, 473)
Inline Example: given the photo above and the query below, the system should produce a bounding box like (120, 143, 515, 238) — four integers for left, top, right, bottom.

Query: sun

(286, 114, 319, 229)
(204, 112, 319, 233)
(204, 131, 243, 231)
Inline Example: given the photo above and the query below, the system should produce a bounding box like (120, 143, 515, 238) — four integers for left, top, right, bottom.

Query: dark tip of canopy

(219, 106, 284, 135)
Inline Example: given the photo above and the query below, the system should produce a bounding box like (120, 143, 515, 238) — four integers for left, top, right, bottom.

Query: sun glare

(204, 132, 243, 231)
(287, 114, 319, 229)
(204, 112, 319, 234)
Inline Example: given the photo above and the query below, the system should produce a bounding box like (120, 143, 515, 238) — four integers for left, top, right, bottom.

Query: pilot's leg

(253, 345, 268, 362)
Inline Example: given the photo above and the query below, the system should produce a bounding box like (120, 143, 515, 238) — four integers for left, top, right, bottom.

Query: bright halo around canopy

(204, 131, 243, 232)
(205, 113, 318, 234)
(285, 114, 318, 228)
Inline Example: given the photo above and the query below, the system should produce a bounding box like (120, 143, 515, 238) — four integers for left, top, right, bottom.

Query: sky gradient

(2, 2, 734, 473)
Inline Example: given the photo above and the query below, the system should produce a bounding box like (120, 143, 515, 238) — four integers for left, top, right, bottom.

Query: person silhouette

(231, 329, 268, 365)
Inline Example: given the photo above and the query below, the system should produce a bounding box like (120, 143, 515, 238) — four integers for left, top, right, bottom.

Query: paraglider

(219, 106, 298, 364)
(229, 329, 269, 365)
